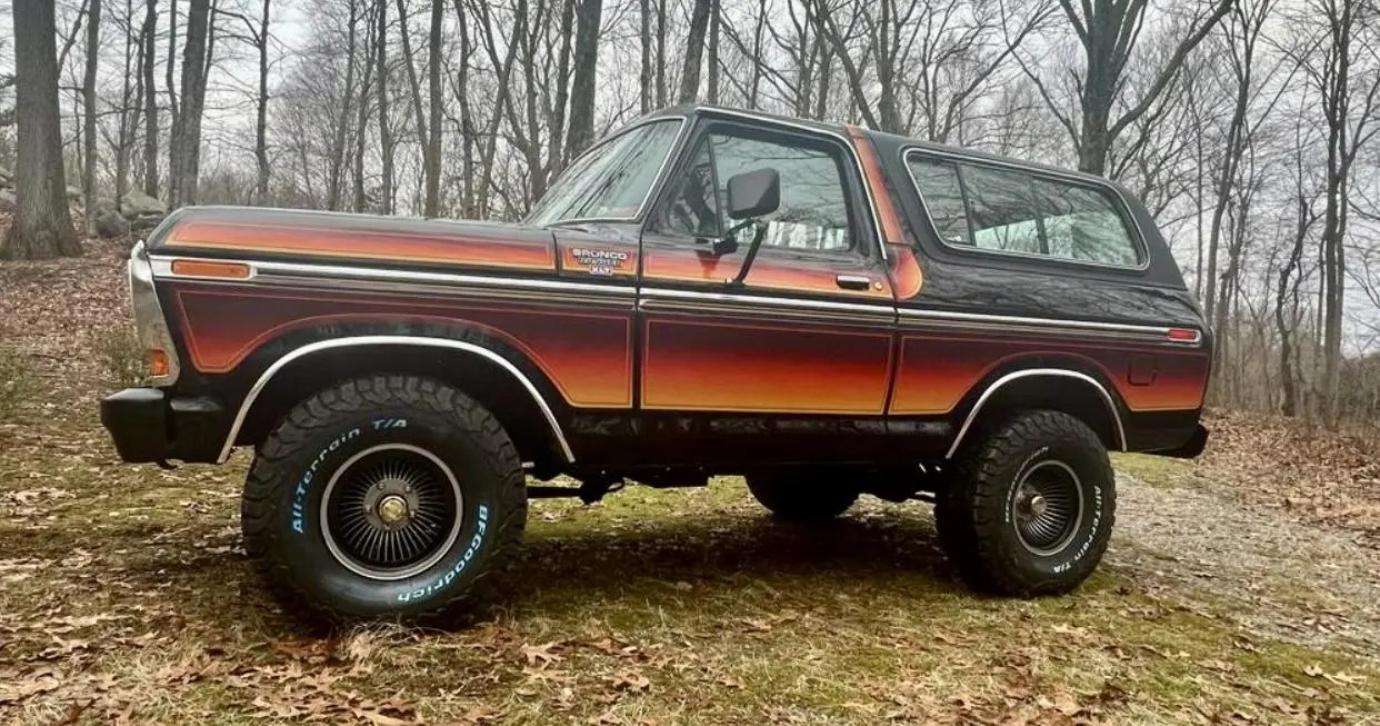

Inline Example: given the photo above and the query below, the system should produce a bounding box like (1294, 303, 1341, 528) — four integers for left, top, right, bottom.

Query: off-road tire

(935, 410, 1115, 596)
(746, 470, 859, 521)
(240, 375, 526, 622)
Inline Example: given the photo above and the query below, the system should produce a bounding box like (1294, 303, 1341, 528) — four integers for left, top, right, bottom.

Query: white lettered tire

(240, 375, 526, 621)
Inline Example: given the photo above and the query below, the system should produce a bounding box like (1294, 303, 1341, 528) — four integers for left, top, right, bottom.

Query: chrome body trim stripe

(151, 255, 637, 305)
(640, 286, 894, 318)
(216, 336, 576, 464)
(945, 369, 1127, 459)
(899, 307, 1201, 347)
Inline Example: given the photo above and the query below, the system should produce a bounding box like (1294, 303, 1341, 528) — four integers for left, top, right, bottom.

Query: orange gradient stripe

(171, 285, 633, 408)
(641, 318, 894, 414)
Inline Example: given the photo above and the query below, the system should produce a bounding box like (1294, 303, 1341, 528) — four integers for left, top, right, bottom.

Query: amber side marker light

(145, 349, 171, 378)
(1166, 328, 1200, 342)
(170, 259, 252, 279)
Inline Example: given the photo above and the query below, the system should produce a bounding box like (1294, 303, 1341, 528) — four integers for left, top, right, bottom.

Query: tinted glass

(1031, 178, 1140, 265)
(660, 129, 854, 252)
(907, 151, 1142, 266)
(527, 119, 681, 225)
(660, 139, 719, 237)
(963, 165, 1043, 254)
(908, 158, 971, 246)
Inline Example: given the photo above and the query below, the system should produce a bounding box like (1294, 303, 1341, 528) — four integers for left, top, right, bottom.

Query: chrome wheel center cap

(376, 495, 410, 526)
(1027, 494, 1048, 518)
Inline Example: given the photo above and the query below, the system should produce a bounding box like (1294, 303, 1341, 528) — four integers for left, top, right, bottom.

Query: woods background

(0, 0, 1377, 427)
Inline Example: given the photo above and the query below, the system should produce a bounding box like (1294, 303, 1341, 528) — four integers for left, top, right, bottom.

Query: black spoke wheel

(1010, 460, 1083, 556)
(935, 409, 1116, 596)
(321, 444, 463, 581)
(240, 375, 528, 622)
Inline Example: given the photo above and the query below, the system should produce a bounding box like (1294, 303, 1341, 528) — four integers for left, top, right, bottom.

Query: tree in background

(1, 0, 80, 260)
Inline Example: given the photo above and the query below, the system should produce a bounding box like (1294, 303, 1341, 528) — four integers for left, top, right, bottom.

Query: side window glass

(707, 134, 854, 252)
(907, 158, 971, 246)
(659, 139, 720, 238)
(907, 151, 1143, 267)
(1031, 178, 1140, 266)
(962, 165, 1042, 255)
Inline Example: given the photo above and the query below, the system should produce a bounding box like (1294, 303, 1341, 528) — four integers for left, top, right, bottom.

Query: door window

(658, 127, 856, 253)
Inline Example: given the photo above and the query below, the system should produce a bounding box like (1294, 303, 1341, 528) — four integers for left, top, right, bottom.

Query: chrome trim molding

(128, 241, 182, 386)
(945, 368, 1128, 459)
(216, 335, 576, 464)
(151, 254, 637, 304)
(640, 286, 894, 318)
(900, 307, 1202, 347)
(901, 146, 1152, 273)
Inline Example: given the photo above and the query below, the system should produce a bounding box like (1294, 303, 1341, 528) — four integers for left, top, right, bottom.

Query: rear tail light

(1166, 328, 1200, 343)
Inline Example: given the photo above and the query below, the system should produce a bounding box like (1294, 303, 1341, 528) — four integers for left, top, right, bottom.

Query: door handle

(835, 274, 872, 291)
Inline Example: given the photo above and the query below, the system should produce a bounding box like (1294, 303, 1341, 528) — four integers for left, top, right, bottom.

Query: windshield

(526, 119, 682, 226)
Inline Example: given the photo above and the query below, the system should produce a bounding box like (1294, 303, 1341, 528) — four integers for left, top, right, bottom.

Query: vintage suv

(102, 106, 1210, 620)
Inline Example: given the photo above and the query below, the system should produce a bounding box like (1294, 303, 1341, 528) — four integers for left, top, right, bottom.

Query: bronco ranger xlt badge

(101, 106, 1210, 621)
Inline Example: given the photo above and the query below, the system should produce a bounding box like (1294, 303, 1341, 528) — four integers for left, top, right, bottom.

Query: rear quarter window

(905, 150, 1144, 268)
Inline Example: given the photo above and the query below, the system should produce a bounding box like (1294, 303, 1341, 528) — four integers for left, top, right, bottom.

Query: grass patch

(96, 326, 146, 388)
(1112, 452, 1193, 488)
(0, 344, 36, 422)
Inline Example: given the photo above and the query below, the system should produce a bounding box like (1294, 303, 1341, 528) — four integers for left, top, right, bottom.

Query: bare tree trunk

(395, 0, 429, 154)
(167, 0, 179, 134)
(424, 0, 443, 216)
(2, 0, 81, 259)
(677, 0, 711, 103)
(82, 0, 103, 235)
(639, 0, 652, 113)
(565, 0, 602, 159)
(116, 0, 135, 207)
(141, 0, 159, 198)
(169, 0, 211, 208)
(377, 0, 395, 214)
(654, 0, 666, 108)
(352, 2, 378, 212)
(254, 0, 271, 203)
(548, 0, 575, 176)
(1050, 0, 1233, 176)
(327, 1, 360, 211)
(706, 0, 719, 105)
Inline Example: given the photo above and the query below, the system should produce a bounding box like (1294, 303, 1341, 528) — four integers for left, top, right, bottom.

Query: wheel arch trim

(216, 335, 575, 464)
(944, 368, 1127, 459)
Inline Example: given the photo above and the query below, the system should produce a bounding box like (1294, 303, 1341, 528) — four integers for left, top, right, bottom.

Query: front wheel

(935, 410, 1116, 596)
(240, 375, 526, 621)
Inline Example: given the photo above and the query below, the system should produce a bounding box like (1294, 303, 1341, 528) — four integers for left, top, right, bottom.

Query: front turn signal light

(146, 349, 171, 378)
(170, 259, 252, 279)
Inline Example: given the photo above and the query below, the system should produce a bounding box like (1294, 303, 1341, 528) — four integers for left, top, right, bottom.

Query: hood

(147, 206, 557, 274)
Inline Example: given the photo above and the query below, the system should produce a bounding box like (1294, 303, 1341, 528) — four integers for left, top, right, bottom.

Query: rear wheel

(935, 410, 1115, 596)
(241, 375, 526, 621)
(746, 469, 858, 521)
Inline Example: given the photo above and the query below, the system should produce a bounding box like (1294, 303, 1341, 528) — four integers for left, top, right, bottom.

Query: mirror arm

(727, 222, 768, 287)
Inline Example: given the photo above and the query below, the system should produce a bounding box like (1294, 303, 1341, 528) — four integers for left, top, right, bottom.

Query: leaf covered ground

(1, 239, 1378, 724)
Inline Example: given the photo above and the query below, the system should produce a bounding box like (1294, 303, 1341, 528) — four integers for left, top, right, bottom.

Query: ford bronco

(101, 106, 1211, 620)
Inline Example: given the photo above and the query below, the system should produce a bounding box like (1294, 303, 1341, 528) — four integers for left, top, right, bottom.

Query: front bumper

(100, 388, 226, 463)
